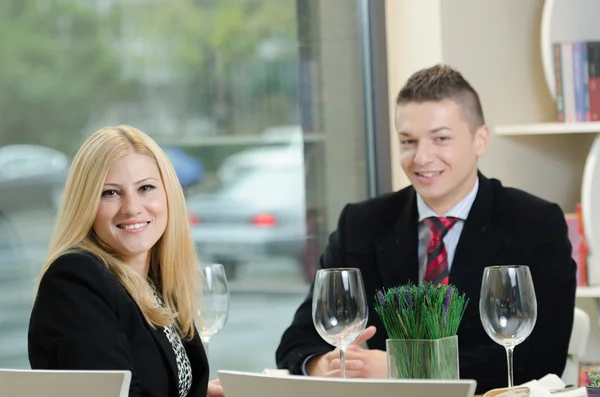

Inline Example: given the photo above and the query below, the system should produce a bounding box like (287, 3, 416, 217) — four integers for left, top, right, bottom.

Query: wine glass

(480, 265, 537, 396)
(312, 268, 368, 378)
(196, 263, 230, 355)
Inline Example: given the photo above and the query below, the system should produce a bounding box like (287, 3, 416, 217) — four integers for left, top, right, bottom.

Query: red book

(571, 205, 588, 286)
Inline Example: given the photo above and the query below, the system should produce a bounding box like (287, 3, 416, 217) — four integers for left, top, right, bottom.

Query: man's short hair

(396, 64, 485, 131)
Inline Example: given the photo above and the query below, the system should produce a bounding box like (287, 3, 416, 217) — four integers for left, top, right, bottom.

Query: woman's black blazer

(28, 251, 209, 397)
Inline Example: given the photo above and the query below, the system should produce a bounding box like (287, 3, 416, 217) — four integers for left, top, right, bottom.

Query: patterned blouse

(153, 292, 193, 397)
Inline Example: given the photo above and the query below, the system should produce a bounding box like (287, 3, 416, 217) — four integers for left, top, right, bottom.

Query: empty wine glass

(480, 265, 537, 397)
(312, 268, 368, 378)
(196, 263, 230, 355)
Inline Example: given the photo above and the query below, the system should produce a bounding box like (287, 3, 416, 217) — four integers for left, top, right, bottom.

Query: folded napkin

(485, 374, 586, 397)
(262, 368, 290, 377)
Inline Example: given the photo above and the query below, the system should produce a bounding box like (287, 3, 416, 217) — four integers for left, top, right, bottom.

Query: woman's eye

(139, 185, 155, 192)
(101, 189, 118, 197)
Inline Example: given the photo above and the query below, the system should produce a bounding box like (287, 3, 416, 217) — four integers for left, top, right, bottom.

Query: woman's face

(93, 153, 168, 271)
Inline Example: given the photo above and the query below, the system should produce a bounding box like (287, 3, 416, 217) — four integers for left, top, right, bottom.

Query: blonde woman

(28, 125, 225, 397)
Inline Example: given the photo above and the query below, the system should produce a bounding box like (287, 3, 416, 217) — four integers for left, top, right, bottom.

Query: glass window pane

(0, 0, 372, 376)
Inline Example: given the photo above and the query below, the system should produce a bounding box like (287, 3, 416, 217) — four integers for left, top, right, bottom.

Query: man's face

(395, 99, 489, 213)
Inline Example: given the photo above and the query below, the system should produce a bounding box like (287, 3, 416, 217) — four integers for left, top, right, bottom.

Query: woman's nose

(121, 194, 143, 216)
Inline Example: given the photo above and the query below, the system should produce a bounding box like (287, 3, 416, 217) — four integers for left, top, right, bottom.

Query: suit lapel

(374, 189, 419, 288)
(149, 326, 179, 391)
(185, 328, 209, 397)
(150, 323, 209, 397)
(124, 289, 180, 393)
(450, 173, 508, 289)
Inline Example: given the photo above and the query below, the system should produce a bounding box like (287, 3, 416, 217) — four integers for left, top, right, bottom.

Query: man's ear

(474, 125, 490, 157)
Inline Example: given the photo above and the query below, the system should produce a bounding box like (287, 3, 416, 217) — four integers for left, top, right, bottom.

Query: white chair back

(0, 369, 131, 397)
(562, 307, 590, 385)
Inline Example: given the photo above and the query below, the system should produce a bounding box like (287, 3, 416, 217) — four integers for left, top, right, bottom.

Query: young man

(275, 64, 576, 394)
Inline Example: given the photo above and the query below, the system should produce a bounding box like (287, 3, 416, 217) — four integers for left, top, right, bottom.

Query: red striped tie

(423, 216, 459, 285)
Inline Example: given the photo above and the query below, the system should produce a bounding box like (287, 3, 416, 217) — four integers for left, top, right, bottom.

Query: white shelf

(494, 122, 600, 136)
(577, 286, 600, 298)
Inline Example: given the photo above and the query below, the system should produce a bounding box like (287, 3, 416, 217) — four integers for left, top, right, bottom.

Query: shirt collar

(416, 178, 479, 222)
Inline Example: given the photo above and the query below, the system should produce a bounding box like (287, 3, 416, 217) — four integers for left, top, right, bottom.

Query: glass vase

(386, 336, 459, 380)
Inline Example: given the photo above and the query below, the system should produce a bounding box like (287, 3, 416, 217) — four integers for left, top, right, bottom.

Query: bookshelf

(540, 0, 600, 102)
(494, 0, 600, 290)
(495, 122, 600, 136)
(492, 0, 600, 364)
(495, 0, 600, 134)
(577, 286, 600, 299)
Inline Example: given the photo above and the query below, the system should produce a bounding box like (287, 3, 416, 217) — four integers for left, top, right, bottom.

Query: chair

(562, 307, 590, 385)
(0, 368, 131, 397)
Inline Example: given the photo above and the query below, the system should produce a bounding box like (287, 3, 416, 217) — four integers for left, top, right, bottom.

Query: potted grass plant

(587, 371, 600, 397)
(373, 282, 468, 380)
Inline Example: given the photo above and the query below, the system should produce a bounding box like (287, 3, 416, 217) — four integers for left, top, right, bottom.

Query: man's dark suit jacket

(28, 251, 209, 397)
(276, 172, 577, 394)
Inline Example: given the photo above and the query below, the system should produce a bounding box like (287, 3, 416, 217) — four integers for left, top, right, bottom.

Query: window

(0, 0, 383, 376)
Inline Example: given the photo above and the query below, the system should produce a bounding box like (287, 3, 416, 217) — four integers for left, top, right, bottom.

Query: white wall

(385, 0, 443, 190)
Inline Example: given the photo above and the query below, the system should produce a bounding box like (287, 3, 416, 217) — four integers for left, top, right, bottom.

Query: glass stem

(340, 347, 347, 378)
(201, 337, 210, 357)
(505, 345, 514, 392)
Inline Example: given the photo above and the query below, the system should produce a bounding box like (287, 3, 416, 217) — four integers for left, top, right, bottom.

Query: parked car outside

(217, 146, 304, 187)
(0, 144, 69, 214)
(186, 161, 306, 280)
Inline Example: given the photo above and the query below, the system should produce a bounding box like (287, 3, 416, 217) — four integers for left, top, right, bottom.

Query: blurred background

(0, 0, 391, 379)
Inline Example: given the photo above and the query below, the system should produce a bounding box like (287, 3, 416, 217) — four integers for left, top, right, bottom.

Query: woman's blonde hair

(39, 125, 200, 339)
